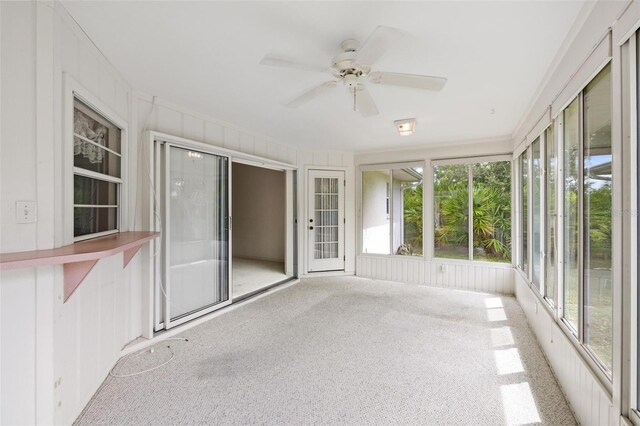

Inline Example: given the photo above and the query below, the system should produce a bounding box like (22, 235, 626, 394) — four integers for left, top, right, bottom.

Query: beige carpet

(232, 257, 287, 298)
(75, 276, 576, 425)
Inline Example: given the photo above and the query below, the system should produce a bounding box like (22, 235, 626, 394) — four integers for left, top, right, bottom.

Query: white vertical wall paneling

(312, 151, 328, 166)
(239, 132, 254, 153)
(204, 121, 224, 146)
(223, 127, 240, 150)
(356, 256, 515, 294)
(515, 273, 613, 425)
(182, 114, 204, 142)
(156, 105, 183, 137)
(252, 137, 266, 158)
(35, 5, 57, 423)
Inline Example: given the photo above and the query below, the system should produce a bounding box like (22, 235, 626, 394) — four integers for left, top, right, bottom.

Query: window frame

(629, 30, 640, 425)
(543, 125, 558, 308)
(64, 74, 128, 244)
(515, 62, 615, 390)
(431, 154, 512, 264)
(560, 63, 615, 387)
(359, 161, 426, 258)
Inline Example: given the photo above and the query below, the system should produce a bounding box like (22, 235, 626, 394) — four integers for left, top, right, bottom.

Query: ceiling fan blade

(369, 71, 447, 91)
(353, 26, 403, 67)
(352, 84, 379, 117)
(284, 81, 338, 108)
(260, 54, 326, 73)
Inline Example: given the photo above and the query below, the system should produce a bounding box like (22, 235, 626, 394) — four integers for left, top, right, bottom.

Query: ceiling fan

(259, 26, 447, 117)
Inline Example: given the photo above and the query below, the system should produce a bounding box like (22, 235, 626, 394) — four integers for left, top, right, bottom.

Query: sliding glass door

(161, 144, 230, 329)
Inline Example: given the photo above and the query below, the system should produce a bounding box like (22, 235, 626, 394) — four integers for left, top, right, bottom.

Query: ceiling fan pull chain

(353, 87, 357, 112)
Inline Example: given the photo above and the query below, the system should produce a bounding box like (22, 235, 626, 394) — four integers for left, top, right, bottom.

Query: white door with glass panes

(308, 170, 345, 272)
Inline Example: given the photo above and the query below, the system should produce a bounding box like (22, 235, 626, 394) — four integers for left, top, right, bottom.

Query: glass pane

(74, 99, 121, 153)
(583, 64, 612, 371)
(520, 153, 529, 272)
(472, 161, 511, 262)
(74, 137, 121, 178)
(362, 170, 391, 254)
(544, 126, 557, 304)
(563, 98, 580, 330)
(532, 138, 542, 288)
(74, 99, 121, 178)
(74, 207, 117, 237)
(74, 175, 117, 206)
(393, 167, 423, 256)
(434, 164, 469, 259)
(168, 147, 229, 321)
(314, 177, 339, 259)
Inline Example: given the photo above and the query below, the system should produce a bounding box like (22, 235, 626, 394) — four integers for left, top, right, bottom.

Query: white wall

(515, 273, 612, 425)
(1, 2, 140, 424)
(361, 170, 390, 254)
(232, 163, 285, 262)
(355, 138, 516, 294)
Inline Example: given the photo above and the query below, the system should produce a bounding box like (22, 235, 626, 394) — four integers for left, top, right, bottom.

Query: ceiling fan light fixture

(395, 118, 416, 136)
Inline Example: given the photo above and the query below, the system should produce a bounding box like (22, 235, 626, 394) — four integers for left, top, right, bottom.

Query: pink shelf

(0, 231, 160, 301)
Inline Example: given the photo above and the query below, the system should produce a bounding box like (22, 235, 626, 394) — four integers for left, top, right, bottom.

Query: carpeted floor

(232, 257, 287, 298)
(75, 276, 576, 425)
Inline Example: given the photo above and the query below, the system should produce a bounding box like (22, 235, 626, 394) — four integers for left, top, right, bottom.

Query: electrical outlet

(16, 201, 37, 224)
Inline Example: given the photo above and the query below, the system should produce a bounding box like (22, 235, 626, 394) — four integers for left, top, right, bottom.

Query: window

(361, 164, 423, 256)
(563, 97, 580, 331)
(544, 125, 557, 305)
(582, 65, 612, 370)
(520, 127, 554, 300)
(434, 164, 468, 259)
(434, 158, 511, 262)
(471, 162, 511, 262)
(519, 153, 529, 271)
(557, 64, 612, 373)
(73, 98, 123, 240)
(532, 138, 542, 288)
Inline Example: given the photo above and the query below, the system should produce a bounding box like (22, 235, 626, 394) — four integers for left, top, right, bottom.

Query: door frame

(230, 158, 298, 297)
(147, 131, 298, 333)
(305, 167, 347, 273)
(154, 139, 233, 331)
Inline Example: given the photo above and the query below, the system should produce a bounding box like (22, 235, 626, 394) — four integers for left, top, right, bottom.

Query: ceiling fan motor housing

(331, 39, 371, 80)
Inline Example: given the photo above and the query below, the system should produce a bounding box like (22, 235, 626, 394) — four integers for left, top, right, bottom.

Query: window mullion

(528, 146, 533, 281)
(73, 167, 122, 184)
(468, 164, 473, 261)
(389, 170, 394, 255)
(540, 132, 547, 296)
(556, 116, 565, 320)
(578, 91, 585, 344)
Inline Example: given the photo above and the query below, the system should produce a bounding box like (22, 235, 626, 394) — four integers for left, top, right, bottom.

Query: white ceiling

(62, 1, 586, 152)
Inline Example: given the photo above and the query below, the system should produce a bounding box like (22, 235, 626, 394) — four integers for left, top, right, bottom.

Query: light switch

(16, 201, 37, 224)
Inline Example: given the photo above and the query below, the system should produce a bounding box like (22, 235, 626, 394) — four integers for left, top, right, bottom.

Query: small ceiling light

(394, 118, 416, 136)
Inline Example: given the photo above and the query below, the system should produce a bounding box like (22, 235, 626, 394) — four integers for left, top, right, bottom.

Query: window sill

(0, 231, 159, 301)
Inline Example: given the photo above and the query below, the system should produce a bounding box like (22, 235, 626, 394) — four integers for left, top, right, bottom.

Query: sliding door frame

(148, 131, 297, 332)
(156, 140, 232, 330)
